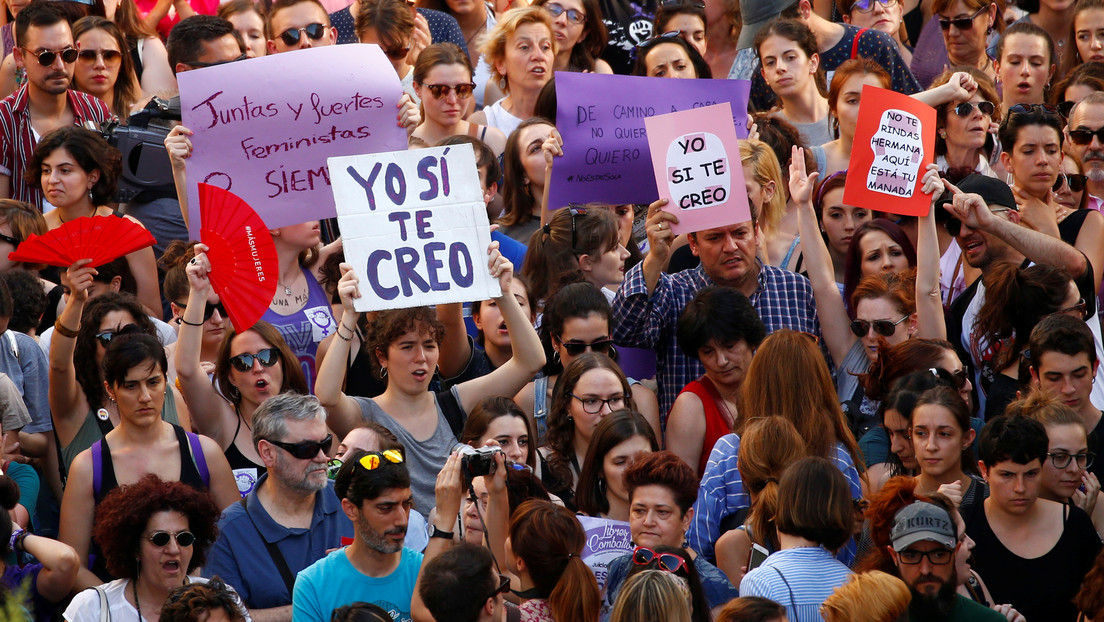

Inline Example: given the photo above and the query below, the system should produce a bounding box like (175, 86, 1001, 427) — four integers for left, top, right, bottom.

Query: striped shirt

(740, 546, 852, 622)
(0, 86, 114, 208)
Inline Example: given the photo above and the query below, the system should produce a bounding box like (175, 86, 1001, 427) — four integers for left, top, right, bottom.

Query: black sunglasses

(636, 30, 682, 52)
(849, 315, 909, 337)
(187, 53, 247, 68)
(1048, 297, 1091, 321)
(937, 4, 988, 31)
(568, 205, 587, 250)
(279, 22, 327, 46)
(0, 231, 20, 247)
(928, 366, 970, 390)
(1069, 126, 1104, 146)
(77, 49, 122, 65)
(1058, 100, 1076, 119)
(489, 574, 511, 599)
(146, 530, 196, 547)
(266, 433, 333, 459)
(560, 338, 614, 356)
(228, 347, 280, 372)
(421, 82, 475, 99)
(22, 46, 78, 66)
(95, 324, 140, 348)
(953, 101, 995, 117)
(175, 300, 226, 324)
(1054, 173, 1087, 193)
(383, 44, 411, 60)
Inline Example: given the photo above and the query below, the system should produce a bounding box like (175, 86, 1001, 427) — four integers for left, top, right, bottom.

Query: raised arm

(48, 261, 93, 447)
(20, 531, 80, 603)
(165, 125, 193, 227)
(174, 244, 237, 447)
(454, 245, 545, 411)
(790, 146, 853, 365)
(910, 71, 975, 108)
(411, 451, 465, 622)
(540, 129, 563, 226)
(435, 302, 473, 380)
(640, 198, 679, 296)
(915, 165, 947, 340)
(314, 265, 371, 438)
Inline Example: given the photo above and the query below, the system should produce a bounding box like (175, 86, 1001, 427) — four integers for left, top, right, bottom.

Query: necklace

(132, 577, 143, 621)
(465, 22, 487, 52)
(277, 271, 300, 297)
(57, 204, 96, 225)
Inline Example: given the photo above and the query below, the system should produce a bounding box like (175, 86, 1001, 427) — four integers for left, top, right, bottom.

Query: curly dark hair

(1, 270, 46, 334)
(26, 127, 121, 205)
(369, 307, 446, 380)
(75, 292, 158, 409)
(160, 576, 245, 622)
(93, 474, 220, 579)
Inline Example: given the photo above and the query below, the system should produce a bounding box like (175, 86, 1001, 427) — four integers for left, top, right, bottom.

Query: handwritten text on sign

(868, 109, 923, 197)
(179, 44, 408, 237)
(666, 132, 730, 209)
(330, 144, 500, 312)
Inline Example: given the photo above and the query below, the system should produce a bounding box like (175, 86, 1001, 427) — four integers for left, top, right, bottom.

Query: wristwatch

(428, 524, 455, 540)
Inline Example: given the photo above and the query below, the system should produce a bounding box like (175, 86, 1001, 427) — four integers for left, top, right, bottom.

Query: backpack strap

(851, 27, 869, 59)
(95, 585, 111, 622)
(91, 439, 103, 501)
(239, 496, 297, 597)
(437, 388, 466, 439)
(185, 429, 211, 487)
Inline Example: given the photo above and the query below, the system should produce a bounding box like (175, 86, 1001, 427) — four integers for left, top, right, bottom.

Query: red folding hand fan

(8, 215, 155, 268)
(198, 183, 278, 333)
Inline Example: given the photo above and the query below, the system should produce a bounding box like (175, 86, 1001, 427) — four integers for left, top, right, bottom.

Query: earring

(380, 366, 388, 378)
(597, 477, 606, 494)
(227, 385, 240, 401)
(552, 350, 561, 365)
(939, 131, 947, 139)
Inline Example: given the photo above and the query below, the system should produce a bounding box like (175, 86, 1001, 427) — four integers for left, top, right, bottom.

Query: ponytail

(510, 500, 600, 622)
(549, 554, 600, 622)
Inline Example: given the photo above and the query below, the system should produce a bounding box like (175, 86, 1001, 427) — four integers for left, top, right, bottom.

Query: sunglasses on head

(937, 4, 988, 31)
(146, 530, 196, 547)
(279, 22, 327, 46)
(267, 433, 333, 459)
(659, 0, 705, 7)
(849, 315, 909, 338)
(77, 49, 122, 65)
(22, 46, 78, 66)
(359, 449, 404, 470)
(543, 2, 586, 24)
(953, 101, 995, 117)
(382, 44, 411, 60)
(636, 30, 682, 52)
(421, 82, 475, 99)
(928, 366, 970, 390)
(560, 338, 614, 356)
(1054, 173, 1087, 193)
(228, 347, 280, 372)
(632, 547, 688, 574)
(1009, 103, 1060, 116)
(1069, 126, 1104, 146)
(175, 300, 226, 324)
(95, 324, 140, 348)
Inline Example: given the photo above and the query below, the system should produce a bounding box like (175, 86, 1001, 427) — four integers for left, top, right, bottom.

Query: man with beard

(204, 393, 354, 622)
(1065, 91, 1104, 208)
(293, 447, 422, 621)
(887, 501, 1004, 621)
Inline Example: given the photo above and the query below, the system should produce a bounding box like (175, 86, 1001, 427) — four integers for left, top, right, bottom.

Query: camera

(457, 445, 503, 480)
(101, 97, 181, 203)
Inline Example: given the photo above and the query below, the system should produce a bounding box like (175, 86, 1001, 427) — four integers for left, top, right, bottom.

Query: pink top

(520, 599, 555, 622)
(136, 0, 220, 40)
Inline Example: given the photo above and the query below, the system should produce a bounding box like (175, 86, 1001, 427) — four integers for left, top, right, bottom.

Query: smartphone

(748, 543, 769, 571)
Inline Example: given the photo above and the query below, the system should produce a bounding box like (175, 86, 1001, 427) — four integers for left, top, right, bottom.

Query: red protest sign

(843, 85, 935, 217)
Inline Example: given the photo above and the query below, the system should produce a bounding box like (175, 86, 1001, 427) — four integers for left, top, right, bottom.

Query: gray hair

(252, 392, 327, 449)
(1068, 91, 1104, 130)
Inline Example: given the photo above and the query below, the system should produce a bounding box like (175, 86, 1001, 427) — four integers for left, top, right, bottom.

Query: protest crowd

(2, 0, 1104, 619)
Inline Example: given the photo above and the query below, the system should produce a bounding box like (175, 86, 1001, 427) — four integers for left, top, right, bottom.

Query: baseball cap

(890, 502, 956, 552)
(934, 173, 1017, 213)
(738, 0, 800, 50)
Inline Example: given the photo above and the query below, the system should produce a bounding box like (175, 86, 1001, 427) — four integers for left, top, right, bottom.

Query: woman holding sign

(472, 7, 555, 136)
(755, 19, 832, 150)
(315, 247, 546, 511)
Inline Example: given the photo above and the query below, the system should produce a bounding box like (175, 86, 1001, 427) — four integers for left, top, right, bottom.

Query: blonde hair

(739, 138, 786, 235)
(609, 570, 692, 622)
(479, 7, 555, 94)
(821, 571, 911, 622)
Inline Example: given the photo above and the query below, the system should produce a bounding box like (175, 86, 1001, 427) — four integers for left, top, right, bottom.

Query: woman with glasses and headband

(531, 0, 613, 73)
(1009, 392, 1104, 539)
(838, 0, 913, 65)
(1056, 152, 1090, 212)
(994, 22, 1056, 116)
(60, 333, 237, 591)
(755, 19, 831, 149)
(71, 17, 139, 121)
(931, 67, 1002, 175)
(999, 103, 1104, 293)
(411, 43, 507, 154)
(175, 245, 308, 497)
(933, 0, 1001, 82)
(515, 283, 659, 446)
(64, 474, 245, 621)
(472, 7, 555, 136)
(653, 0, 708, 59)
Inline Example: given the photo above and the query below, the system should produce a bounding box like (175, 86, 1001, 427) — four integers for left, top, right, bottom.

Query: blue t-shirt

(292, 546, 424, 622)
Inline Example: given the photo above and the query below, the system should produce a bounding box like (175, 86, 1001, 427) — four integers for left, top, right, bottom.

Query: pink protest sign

(178, 45, 408, 237)
(643, 104, 749, 235)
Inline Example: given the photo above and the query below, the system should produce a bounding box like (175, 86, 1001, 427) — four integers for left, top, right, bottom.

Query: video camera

(101, 96, 180, 204)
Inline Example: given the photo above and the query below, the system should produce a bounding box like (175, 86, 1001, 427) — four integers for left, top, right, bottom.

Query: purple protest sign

(576, 515, 633, 594)
(178, 45, 408, 238)
(548, 72, 750, 209)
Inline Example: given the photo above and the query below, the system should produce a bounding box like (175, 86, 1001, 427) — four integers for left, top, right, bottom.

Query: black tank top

(94, 424, 206, 502)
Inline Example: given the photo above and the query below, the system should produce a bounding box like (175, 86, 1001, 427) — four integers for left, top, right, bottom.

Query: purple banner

(549, 72, 750, 209)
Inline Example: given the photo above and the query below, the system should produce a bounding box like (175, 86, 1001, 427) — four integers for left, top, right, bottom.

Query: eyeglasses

(187, 53, 247, 68)
(488, 574, 511, 599)
(228, 347, 280, 372)
(560, 338, 614, 356)
(636, 30, 682, 52)
(0, 231, 20, 247)
(382, 44, 412, 60)
(928, 367, 970, 390)
(1009, 103, 1060, 116)
(937, 4, 989, 31)
(568, 205, 587, 250)
(266, 434, 333, 459)
(95, 324, 140, 348)
(569, 392, 626, 414)
(632, 547, 688, 573)
(77, 49, 122, 65)
(146, 530, 196, 547)
(543, 2, 586, 24)
(175, 300, 226, 324)
(897, 547, 954, 565)
(849, 0, 897, 13)
(1068, 127, 1104, 146)
(943, 207, 1012, 236)
(421, 82, 475, 99)
(358, 449, 404, 470)
(279, 22, 327, 46)
(1054, 173, 1087, 193)
(852, 498, 870, 513)
(953, 101, 995, 117)
(849, 314, 910, 338)
(1048, 298, 1090, 321)
(21, 46, 78, 66)
(1047, 450, 1096, 469)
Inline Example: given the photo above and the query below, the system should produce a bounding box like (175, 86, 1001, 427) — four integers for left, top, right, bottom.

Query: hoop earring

(552, 350, 561, 365)
(227, 385, 240, 401)
(380, 367, 388, 379)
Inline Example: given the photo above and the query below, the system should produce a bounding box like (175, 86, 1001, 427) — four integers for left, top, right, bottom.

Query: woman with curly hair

(160, 577, 246, 622)
(64, 474, 245, 621)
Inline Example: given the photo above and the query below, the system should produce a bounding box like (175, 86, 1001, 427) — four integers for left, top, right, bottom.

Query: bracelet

(179, 317, 204, 326)
(54, 319, 79, 339)
(336, 324, 355, 341)
(9, 528, 26, 554)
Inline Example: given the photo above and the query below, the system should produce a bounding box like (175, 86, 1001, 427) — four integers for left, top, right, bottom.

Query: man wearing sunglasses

(1064, 92, 1104, 208)
(267, 0, 337, 55)
(204, 394, 354, 621)
(0, 1, 114, 208)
